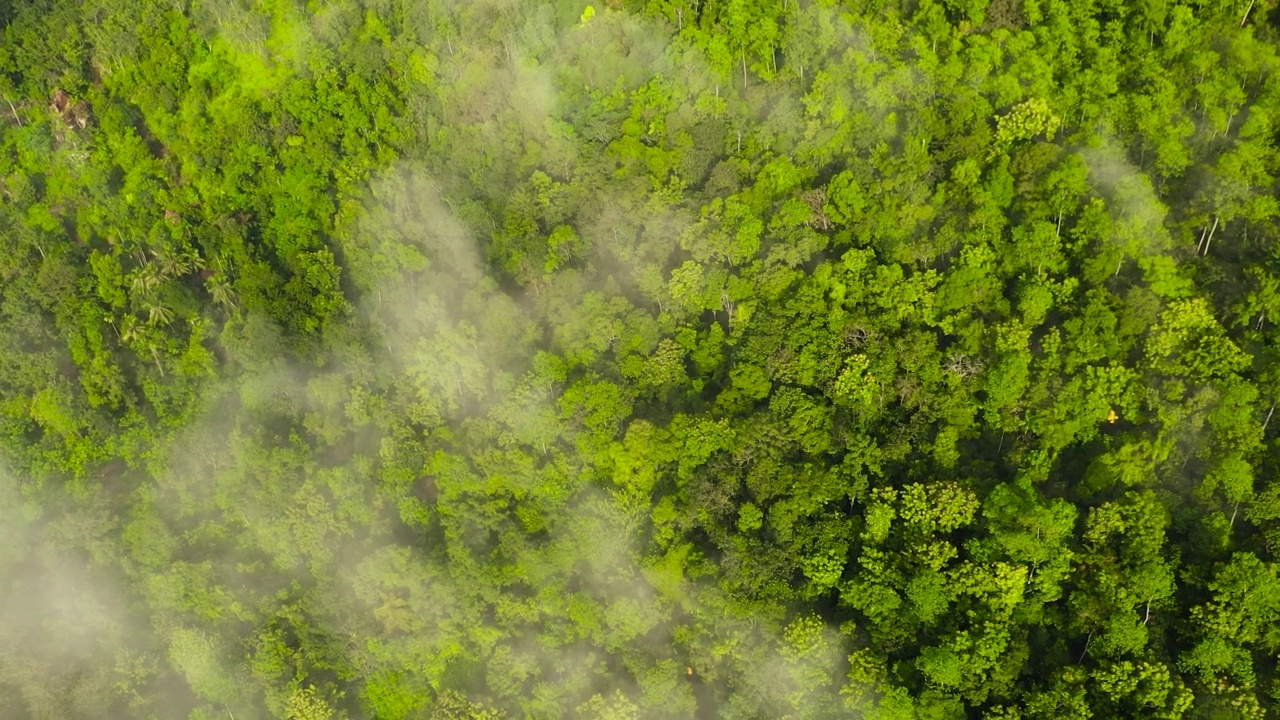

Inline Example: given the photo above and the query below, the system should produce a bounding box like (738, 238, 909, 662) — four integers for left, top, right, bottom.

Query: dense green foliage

(3, 0, 1280, 717)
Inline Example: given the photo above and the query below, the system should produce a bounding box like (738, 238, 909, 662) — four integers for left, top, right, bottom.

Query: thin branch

(1078, 631, 1093, 663)
(151, 346, 165, 377)
(1241, 0, 1256, 27)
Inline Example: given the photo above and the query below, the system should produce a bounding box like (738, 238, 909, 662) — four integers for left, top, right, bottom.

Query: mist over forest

(3, 0, 1280, 717)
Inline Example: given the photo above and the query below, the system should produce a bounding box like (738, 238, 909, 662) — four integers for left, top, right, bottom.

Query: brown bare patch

(49, 89, 91, 131)
(51, 89, 71, 115)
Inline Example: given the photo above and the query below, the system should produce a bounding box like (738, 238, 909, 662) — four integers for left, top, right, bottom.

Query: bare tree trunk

(3, 96, 20, 127)
(1241, 0, 1256, 27)
(1203, 216, 1219, 256)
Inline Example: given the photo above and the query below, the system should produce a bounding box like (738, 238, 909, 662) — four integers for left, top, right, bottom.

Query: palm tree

(130, 263, 162, 296)
(208, 275, 239, 310)
(146, 301, 174, 327)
